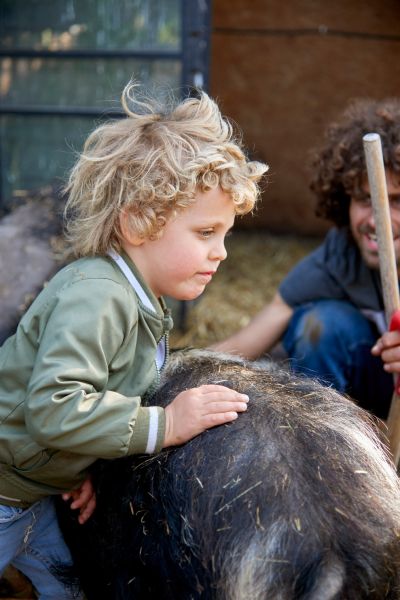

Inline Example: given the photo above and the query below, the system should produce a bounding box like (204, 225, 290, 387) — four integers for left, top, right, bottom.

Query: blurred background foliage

(0, 0, 183, 209)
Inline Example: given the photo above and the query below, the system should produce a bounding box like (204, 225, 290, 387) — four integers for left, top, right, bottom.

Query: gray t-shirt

(279, 227, 387, 333)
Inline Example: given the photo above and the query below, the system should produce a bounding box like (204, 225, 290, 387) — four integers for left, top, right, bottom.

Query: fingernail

(241, 394, 249, 402)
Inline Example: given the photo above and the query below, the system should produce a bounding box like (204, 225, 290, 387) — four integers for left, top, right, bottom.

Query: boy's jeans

(0, 496, 83, 599)
(283, 299, 393, 419)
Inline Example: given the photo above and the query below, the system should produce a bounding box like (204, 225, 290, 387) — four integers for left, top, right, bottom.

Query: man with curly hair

(216, 98, 400, 420)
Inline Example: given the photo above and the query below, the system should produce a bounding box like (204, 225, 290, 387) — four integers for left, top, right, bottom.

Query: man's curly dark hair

(310, 98, 400, 227)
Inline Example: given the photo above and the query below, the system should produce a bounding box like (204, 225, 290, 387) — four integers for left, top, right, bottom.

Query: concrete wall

(210, 0, 400, 234)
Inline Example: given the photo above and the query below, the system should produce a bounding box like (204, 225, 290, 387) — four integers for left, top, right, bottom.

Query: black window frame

(0, 0, 212, 207)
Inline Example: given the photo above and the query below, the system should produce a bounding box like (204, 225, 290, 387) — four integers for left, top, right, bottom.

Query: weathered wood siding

(211, 0, 400, 234)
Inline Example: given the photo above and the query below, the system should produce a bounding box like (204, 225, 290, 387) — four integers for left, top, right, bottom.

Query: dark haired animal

(59, 350, 400, 599)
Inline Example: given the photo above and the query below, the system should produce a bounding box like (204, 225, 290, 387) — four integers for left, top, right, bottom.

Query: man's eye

(199, 230, 213, 238)
(390, 196, 400, 210)
(355, 195, 371, 207)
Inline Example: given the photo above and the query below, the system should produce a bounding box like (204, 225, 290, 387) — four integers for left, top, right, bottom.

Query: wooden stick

(363, 132, 400, 465)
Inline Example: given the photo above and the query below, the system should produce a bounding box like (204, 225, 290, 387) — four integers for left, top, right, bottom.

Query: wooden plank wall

(210, 0, 400, 234)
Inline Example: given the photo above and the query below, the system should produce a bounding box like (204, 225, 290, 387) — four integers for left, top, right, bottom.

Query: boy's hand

(62, 476, 96, 525)
(163, 384, 249, 447)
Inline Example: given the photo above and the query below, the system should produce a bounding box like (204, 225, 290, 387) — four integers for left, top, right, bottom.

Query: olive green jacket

(0, 253, 172, 507)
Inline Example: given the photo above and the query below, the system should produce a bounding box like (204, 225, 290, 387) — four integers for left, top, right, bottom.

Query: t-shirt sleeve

(279, 227, 385, 312)
(279, 229, 350, 307)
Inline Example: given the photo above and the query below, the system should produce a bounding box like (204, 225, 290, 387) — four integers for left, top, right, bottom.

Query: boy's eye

(199, 229, 214, 238)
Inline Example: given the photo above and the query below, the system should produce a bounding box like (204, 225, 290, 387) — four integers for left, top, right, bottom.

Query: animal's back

(59, 350, 400, 599)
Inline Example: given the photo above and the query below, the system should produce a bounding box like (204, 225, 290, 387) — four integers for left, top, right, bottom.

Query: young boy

(0, 83, 267, 599)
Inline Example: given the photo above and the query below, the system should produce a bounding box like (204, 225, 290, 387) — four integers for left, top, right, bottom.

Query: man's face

(349, 169, 400, 272)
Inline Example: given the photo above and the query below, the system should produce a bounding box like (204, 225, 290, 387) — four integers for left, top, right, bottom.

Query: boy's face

(128, 187, 235, 300)
(349, 169, 400, 273)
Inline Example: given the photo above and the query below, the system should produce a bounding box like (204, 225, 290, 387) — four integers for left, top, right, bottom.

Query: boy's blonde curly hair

(64, 83, 267, 257)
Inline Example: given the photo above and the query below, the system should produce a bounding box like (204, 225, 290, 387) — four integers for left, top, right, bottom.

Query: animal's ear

(119, 209, 145, 246)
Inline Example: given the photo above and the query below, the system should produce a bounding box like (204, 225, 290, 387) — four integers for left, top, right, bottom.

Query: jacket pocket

(13, 441, 53, 472)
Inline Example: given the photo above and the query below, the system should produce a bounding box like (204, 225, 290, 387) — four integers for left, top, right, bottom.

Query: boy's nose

(210, 241, 227, 261)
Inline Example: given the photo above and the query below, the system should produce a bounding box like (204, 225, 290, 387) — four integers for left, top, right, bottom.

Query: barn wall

(210, 0, 400, 234)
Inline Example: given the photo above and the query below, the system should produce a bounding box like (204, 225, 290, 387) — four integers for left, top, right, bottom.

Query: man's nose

(366, 209, 376, 228)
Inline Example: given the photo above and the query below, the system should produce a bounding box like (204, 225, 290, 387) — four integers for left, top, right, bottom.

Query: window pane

(0, 58, 181, 107)
(1, 115, 98, 206)
(0, 0, 188, 206)
(0, 0, 181, 52)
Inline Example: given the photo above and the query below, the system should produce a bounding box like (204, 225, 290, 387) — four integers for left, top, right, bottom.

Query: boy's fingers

(78, 497, 97, 524)
(71, 491, 94, 510)
(81, 482, 94, 502)
(196, 384, 232, 392)
(70, 497, 84, 510)
(204, 401, 248, 414)
(198, 384, 248, 397)
(65, 491, 79, 503)
(203, 412, 239, 427)
(200, 390, 249, 403)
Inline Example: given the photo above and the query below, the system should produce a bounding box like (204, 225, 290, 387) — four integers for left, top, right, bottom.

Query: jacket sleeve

(25, 277, 165, 457)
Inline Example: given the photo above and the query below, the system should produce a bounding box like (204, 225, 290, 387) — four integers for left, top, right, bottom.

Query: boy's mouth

(196, 271, 215, 283)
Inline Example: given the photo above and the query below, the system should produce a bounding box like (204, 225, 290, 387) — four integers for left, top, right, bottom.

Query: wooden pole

(363, 132, 400, 466)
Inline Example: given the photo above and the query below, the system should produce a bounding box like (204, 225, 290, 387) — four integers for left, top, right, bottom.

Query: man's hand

(62, 476, 96, 525)
(163, 384, 249, 447)
(371, 329, 400, 374)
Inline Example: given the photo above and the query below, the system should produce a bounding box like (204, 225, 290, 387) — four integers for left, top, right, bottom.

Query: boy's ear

(119, 210, 144, 246)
